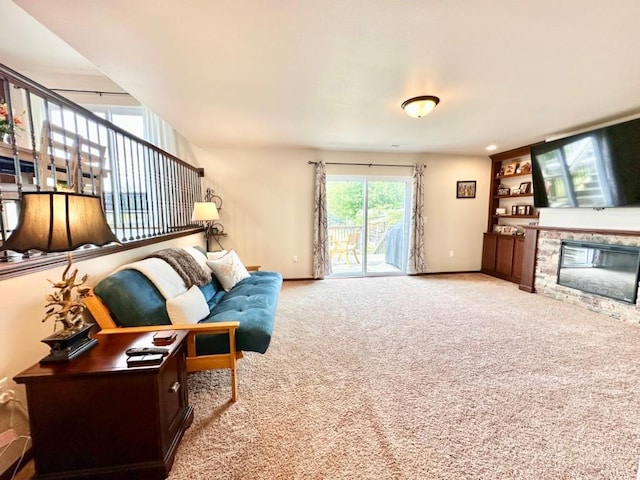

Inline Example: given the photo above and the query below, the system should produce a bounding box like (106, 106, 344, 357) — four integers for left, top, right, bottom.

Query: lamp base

(40, 323, 98, 363)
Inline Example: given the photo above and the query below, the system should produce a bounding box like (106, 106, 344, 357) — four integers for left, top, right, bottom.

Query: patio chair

(333, 231, 360, 265)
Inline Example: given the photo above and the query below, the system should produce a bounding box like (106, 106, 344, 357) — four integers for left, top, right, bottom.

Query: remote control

(126, 347, 169, 357)
(126, 354, 164, 367)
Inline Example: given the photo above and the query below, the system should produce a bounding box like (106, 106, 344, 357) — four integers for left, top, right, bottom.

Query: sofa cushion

(166, 285, 210, 324)
(94, 269, 172, 327)
(195, 271, 283, 355)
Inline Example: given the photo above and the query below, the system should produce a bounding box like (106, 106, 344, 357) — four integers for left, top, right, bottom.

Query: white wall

(190, 146, 491, 277)
(539, 207, 640, 230)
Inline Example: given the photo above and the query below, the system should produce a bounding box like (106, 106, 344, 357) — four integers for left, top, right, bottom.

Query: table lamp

(192, 201, 219, 251)
(2, 192, 119, 362)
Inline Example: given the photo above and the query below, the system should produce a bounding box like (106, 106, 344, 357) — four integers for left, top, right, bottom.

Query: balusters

(0, 63, 204, 262)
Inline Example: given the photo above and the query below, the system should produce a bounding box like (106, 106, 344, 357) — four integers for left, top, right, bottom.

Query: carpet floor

(168, 274, 640, 480)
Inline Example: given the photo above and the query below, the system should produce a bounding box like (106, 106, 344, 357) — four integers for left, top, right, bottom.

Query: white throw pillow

(207, 250, 228, 261)
(206, 250, 251, 291)
(165, 285, 210, 324)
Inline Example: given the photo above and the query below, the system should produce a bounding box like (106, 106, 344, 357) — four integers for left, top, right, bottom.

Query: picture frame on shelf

(504, 162, 519, 175)
(496, 207, 507, 215)
(512, 188, 521, 195)
(497, 185, 510, 196)
(519, 181, 532, 194)
(519, 161, 532, 174)
(516, 205, 532, 215)
(456, 180, 476, 199)
(502, 226, 518, 235)
(511, 205, 518, 215)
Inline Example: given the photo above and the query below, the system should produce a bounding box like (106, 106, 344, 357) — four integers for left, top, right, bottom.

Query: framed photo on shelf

(504, 162, 519, 175)
(516, 205, 532, 215)
(518, 161, 532, 174)
(495, 207, 507, 215)
(457, 180, 476, 199)
(519, 181, 532, 194)
(511, 205, 518, 215)
(497, 185, 510, 196)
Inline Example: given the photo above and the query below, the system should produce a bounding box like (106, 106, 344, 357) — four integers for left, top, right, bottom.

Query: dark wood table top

(15, 330, 188, 382)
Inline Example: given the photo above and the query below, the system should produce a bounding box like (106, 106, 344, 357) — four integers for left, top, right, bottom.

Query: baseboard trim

(282, 271, 484, 282)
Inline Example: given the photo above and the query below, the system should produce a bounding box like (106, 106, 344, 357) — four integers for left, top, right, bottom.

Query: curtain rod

(307, 161, 416, 168)
(51, 88, 131, 97)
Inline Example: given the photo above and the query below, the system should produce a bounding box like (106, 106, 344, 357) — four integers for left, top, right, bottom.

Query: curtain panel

(312, 161, 332, 279)
(407, 163, 426, 274)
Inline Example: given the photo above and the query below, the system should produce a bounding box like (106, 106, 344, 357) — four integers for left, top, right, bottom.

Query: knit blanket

(147, 247, 211, 288)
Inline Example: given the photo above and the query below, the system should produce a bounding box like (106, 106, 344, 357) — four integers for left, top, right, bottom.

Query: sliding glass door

(327, 176, 411, 277)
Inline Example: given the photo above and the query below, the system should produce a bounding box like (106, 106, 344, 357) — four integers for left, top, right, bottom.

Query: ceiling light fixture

(401, 95, 440, 118)
(486, 144, 498, 151)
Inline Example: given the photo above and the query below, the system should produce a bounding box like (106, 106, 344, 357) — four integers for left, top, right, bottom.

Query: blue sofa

(86, 247, 283, 401)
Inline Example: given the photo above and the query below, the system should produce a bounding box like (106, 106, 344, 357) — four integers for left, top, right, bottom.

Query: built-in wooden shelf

(494, 193, 534, 199)
(493, 214, 539, 219)
(496, 172, 531, 180)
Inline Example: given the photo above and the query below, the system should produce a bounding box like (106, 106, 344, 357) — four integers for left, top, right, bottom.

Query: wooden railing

(328, 218, 394, 255)
(0, 63, 203, 267)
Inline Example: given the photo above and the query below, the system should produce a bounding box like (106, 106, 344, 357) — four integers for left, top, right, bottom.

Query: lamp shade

(192, 202, 219, 222)
(2, 192, 119, 253)
(401, 95, 440, 118)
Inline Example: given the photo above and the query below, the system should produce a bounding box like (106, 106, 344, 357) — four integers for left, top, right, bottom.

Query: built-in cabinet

(482, 232, 525, 283)
(482, 146, 538, 284)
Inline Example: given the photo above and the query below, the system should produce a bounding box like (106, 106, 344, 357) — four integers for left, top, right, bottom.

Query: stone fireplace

(531, 228, 640, 323)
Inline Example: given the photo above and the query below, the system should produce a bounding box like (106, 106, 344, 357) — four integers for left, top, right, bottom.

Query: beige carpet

(168, 274, 640, 480)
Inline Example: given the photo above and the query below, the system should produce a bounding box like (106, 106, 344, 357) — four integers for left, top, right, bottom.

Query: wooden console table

(14, 330, 193, 480)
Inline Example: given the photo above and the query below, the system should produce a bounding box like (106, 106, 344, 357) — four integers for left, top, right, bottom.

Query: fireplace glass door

(558, 240, 640, 304)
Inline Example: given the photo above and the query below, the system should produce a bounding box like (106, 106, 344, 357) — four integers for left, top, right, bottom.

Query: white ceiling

(6, 0, 640, 156)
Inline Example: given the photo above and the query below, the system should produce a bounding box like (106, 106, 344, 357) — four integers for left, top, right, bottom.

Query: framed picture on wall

(457, 180, 476, 199)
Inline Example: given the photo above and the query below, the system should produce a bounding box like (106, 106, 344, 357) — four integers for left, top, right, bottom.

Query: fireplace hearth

(558, 240, 640, 304)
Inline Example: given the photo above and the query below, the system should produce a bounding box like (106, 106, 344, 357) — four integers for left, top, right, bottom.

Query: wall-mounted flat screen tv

(531, 117, 640, 208)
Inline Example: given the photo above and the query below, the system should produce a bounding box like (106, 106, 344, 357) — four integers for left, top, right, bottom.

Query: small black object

(126, 354, 164, 367)
(126, 347, 169, 357)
